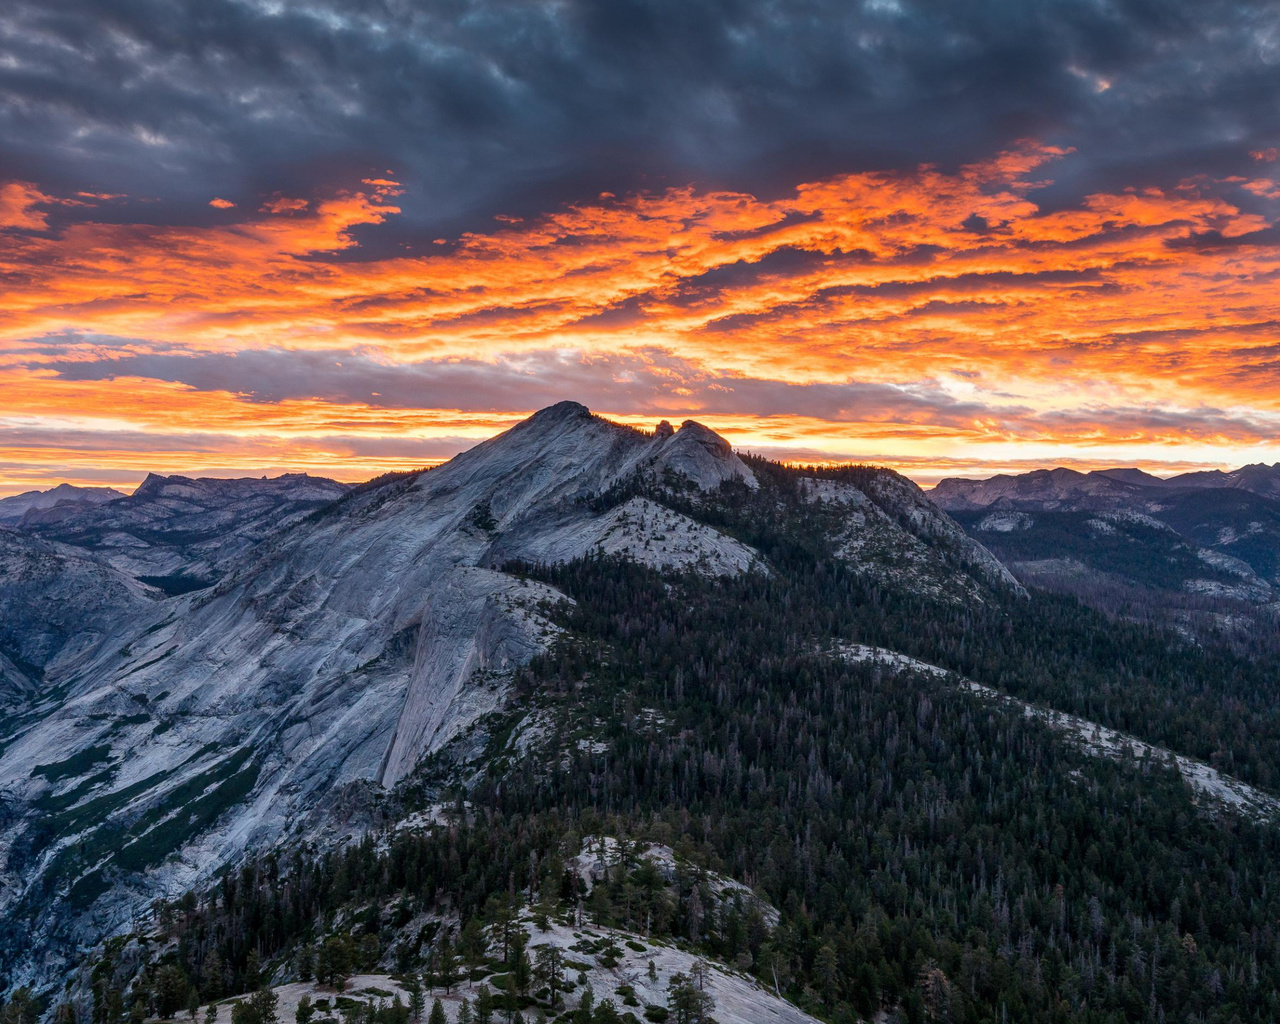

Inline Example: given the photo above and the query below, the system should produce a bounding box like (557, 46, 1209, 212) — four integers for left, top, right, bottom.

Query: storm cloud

(3, 0, 1280, 234)
(4, 0, 1280, 491)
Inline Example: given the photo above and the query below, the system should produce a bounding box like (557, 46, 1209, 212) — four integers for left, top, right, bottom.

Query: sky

(3, 0, 1280, 494)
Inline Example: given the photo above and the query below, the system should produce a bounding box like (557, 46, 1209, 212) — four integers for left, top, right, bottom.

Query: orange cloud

(2, 143, 1280, 491)
(0, 182, 57, 231)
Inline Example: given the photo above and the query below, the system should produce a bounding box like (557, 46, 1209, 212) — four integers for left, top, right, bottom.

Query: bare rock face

(379, 568, 568, 786)
(0, 528, 156, 683)
(648, 419, 758, 491)
(493, 497, 762, 576)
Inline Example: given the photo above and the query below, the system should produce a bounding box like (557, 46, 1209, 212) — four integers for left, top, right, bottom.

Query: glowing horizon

(4, 142, 1280, 497)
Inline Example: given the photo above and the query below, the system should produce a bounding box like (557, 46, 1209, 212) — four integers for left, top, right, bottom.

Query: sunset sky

(3, 0, 1280, 495)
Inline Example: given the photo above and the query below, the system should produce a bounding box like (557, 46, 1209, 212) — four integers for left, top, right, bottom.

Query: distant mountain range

(932, 462, 1280, 509)
(933, 463, 1280, 648)
(0, 484, 126, 525)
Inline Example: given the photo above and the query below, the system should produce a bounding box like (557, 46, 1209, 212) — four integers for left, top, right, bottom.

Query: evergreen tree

(155, 965, 190, 1019)
(250, 988, 278, 1024)
(508, 933, 531, 999)
(591, 1002, 620, 1024)
(473, 986, 494, 1024)
(458, 920, 487, 990)
(244, 954, 261, 994)
(435, 934, 457, 995)
(202, 952, 225, 1002)
(532, 946, 563, 1010)
(665, 974, 713, 1024)
(296, 947, 314, 983)
(407, 977, 424, 1023)
(0, 990, 39, 1024)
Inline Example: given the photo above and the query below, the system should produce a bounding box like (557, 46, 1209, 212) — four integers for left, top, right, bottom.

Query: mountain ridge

(8, 407, 1280, 1024)
(0, 484, 126, 525)
(931, 461, 1280, 649)
(933, 460, 1280, 509)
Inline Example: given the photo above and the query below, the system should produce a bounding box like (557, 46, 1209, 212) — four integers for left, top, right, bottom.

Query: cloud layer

(3, 1, 1280, 490)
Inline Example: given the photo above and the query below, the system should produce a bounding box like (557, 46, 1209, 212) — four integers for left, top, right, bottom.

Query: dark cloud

(38, 343, 1005, 425)
(2, 0, 1278, 234)
(38, 341, 1280, 447)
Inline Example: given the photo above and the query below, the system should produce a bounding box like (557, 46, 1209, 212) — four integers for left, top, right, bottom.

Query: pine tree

(244, 954, 262, 993)
(591, 1001, 621, 1024)
(458, 920, 486, 989)
(407, 976, 424, 1023)
(1, 991, 39, 1024)
(533, 946, 563, 1010)
(665, 974, 713, 1024)
(296, 947, 314, 983)
(436, 933, 458, 995)
(509, 933, 531, 998)
(427, 1001, 446, 1024)
(250, 988, 278, 1024)
(155, 965, 191, 1019)
(474, 986, 494, 1024)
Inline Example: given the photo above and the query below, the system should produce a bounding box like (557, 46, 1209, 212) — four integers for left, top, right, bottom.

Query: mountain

(933, 461, 1280, 510)
(0, 484, 125, 525)
(932, 463, 1280, 648)
(931, 466, 1151, 511)
(0, 529, 156, 703)
(1169, 462, 1280, 499)
(9, 407, 1280, 1024)
(15, 472, 350, 592)
(0, 404, 1020, 997)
